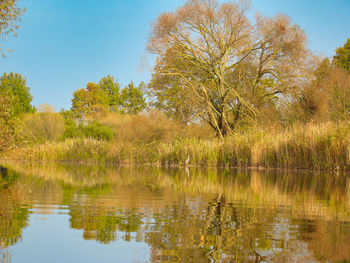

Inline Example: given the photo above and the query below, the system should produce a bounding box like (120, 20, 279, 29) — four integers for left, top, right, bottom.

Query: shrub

(21, 112, 65, 144)
(81, 121, 114, 141)
(98, 111, 213, 143)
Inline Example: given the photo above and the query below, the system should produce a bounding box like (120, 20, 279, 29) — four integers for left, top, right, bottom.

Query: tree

(98, 75, 121, 111)
(327, 68, 350, 121)
(0, 72, 35, 115)
(148, 0, 314, 137)
(71, 82, 109, 118)
(71, 76, 123, 118)
(0, 0, 25, 57)
(0, 89, 17, 151)
(71, 77, 147, 118)
(120, 82, 147, 114)
(295, 58, 331, 122)
(295, 57, 350, 122)
(0, 73, 34, 152)
(148, 72, 201, 124)
(334, 38, 350, 72)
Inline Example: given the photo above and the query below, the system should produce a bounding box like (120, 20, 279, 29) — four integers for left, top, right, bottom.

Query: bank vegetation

(1, 0, 350, 170)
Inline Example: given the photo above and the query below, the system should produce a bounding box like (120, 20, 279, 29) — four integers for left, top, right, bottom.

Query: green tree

(98, 75, 121, 111)
(0, 89, 18, 151)
(0, 0, 25, 57)
(334, 38, 350, 72)
(148, 73, 200, 124)
(120, 82, 147, 114)
(71, 77, 147, 118)
(0, 72, 35, 115)
(0, 73, 34, 152)
(148, 0, 314, 137)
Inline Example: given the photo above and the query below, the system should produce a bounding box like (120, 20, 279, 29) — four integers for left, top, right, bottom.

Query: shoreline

(2, 121, 349, 172)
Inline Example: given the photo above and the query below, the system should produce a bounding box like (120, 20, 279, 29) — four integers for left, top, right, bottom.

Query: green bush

(62, 120, 83, 139)
(60, 110, 114, 141)
(81, 121, 114, 141)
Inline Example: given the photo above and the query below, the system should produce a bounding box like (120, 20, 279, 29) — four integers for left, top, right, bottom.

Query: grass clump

(21, 112, 65, 144)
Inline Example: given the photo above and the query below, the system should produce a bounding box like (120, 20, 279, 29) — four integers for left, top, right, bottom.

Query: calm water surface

(0, 163, 350, 262)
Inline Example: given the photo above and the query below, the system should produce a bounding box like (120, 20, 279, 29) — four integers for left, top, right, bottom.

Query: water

(0, 163, 350, 262)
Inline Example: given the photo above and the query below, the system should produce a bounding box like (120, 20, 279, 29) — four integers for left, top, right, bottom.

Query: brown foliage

(98, 111, 212, 143)
(148, 0, 315, 137)
(297, 59, 350, 122)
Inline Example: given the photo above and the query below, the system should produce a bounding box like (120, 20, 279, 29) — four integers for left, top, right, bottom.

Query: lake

(0, 163, 350, 262)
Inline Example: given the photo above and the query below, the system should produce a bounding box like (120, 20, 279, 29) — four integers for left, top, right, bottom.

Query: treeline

(1, 39, 349, 151)
(0, 71, 210, 152)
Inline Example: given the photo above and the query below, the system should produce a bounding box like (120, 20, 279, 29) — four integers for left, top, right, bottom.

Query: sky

(0, 0, 349, 110)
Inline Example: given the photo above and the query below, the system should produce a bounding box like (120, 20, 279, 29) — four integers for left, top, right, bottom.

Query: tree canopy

(120, 82, 147, 114)
(71, 82, 109, 118)
(148, 0, 314, 137)
(0, 72, 34, 151)
(98, 75, 121, 111)
(0, 0, 25, 57)
(0, 72, 35, 116)
(334, 38, 350, 72)
(71, 76, 147, 118)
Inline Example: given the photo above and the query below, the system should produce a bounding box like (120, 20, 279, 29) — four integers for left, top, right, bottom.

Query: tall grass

(3, 120, 350, 170)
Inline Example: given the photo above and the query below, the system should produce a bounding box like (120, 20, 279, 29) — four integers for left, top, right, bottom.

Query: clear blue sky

(0, 0, 349, 110)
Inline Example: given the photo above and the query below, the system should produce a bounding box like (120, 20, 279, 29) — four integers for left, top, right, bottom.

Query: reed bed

(2, 121, 350, 170)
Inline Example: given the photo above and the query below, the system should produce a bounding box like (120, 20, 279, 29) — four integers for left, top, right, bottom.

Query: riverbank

(2, 121, 350, 171)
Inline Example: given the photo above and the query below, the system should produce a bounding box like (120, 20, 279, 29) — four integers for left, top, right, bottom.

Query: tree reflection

(69, 199, 143, 244)
(1, 163, 350, 262)
(0, 167, 30, 262)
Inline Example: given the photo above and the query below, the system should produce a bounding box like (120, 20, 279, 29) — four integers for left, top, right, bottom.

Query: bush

(21, 112, 65, 144)
(81, 121, 114, 141)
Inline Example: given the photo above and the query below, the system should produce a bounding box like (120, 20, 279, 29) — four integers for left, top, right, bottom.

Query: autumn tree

(148, 70, 203, 124)
(0, 0, 25, 57)
(295, 57, 350, 122)
(148, 0, 314, 137)
(71, 82, 109, 118)
(71, 77, 147, 118)
(294, 58, 331, 122)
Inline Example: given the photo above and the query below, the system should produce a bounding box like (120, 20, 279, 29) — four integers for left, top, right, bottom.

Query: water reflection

(0, 162, 350, 262)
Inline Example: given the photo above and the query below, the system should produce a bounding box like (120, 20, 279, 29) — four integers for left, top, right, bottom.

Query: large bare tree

(148, 0, 314, 137)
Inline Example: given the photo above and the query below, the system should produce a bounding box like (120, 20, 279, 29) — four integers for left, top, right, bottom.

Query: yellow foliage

(21, 112, 65, 144)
